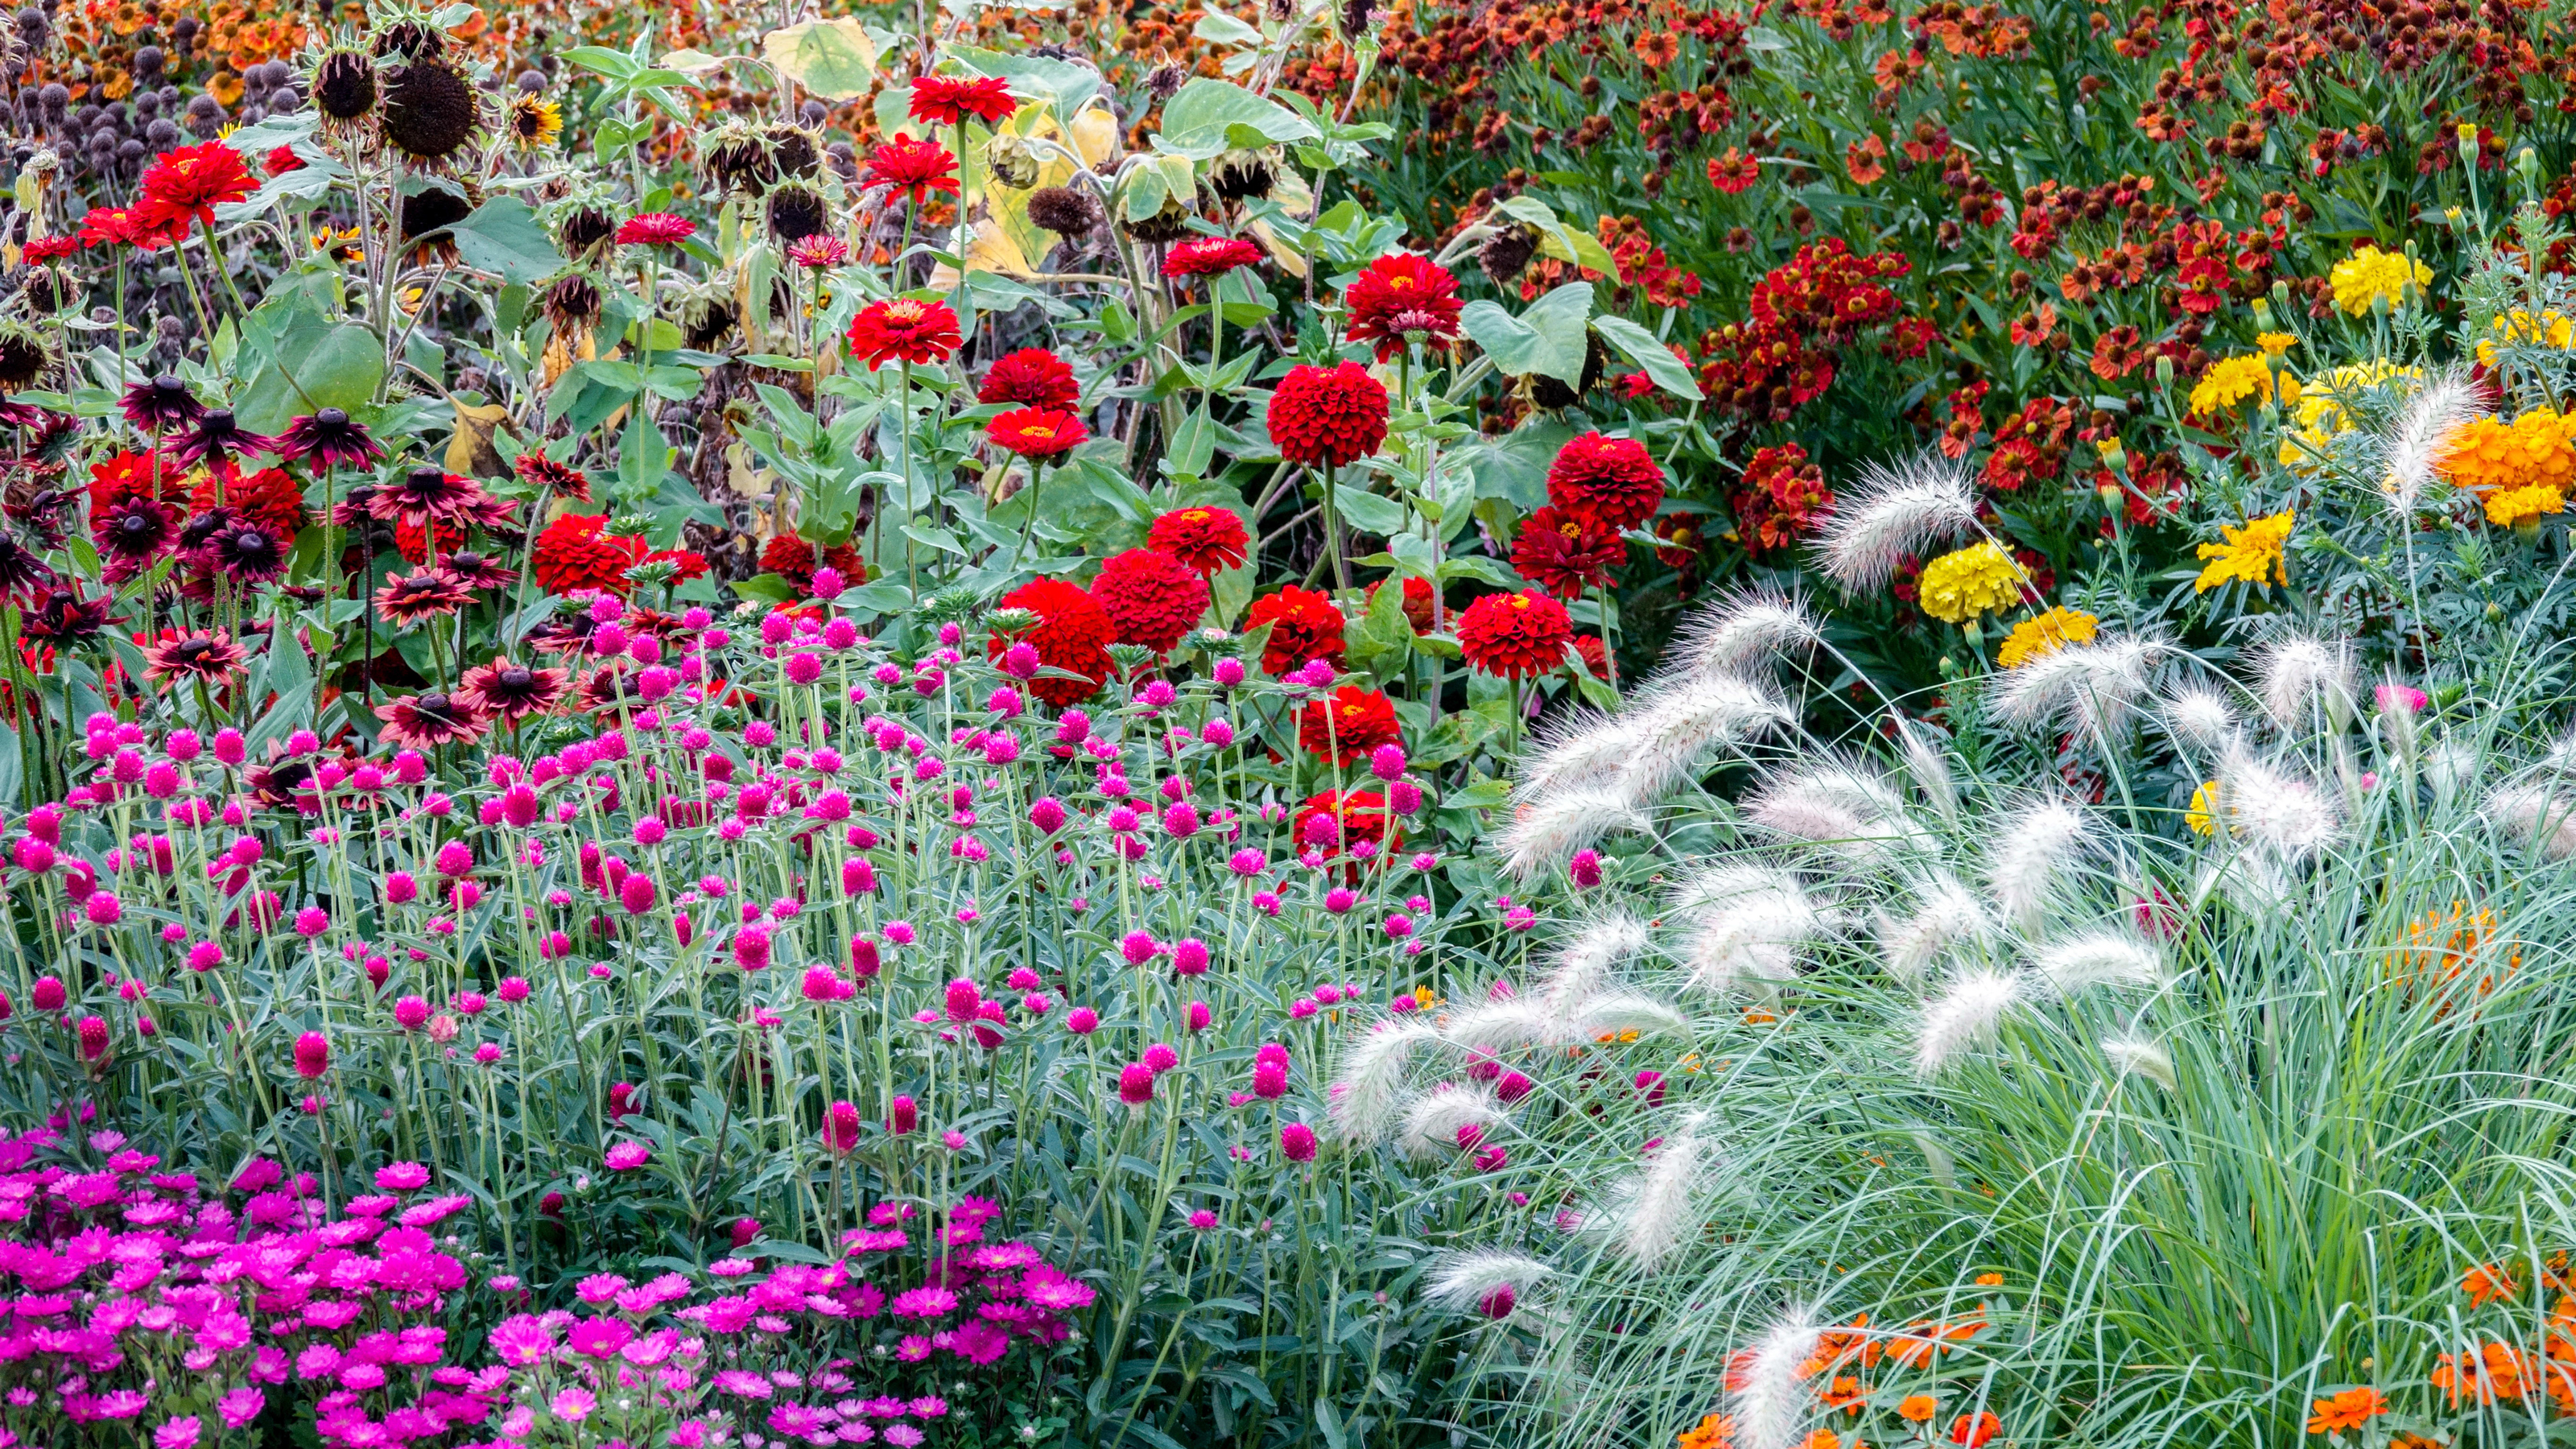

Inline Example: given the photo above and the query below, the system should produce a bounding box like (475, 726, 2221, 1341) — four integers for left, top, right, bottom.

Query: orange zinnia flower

(1897, 1396, 1940, 1424)
(2304, 1386, 2388, 1434)
(2463, 1262, 2520, 1307)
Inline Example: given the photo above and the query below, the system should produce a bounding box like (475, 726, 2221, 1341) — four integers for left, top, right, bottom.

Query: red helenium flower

(978, 348, 1080, 408)
(1342, 252, 1463, 360)
(1163, 237, 1265, 280)
(1510, 505, 1624, 597)
(1243, 585, 1347, 675)
(861, 135, 961, 206)
(1296, 685, 1401, 764)
(1146, 507, 1249, 575)
(1546, 431, 1666, 531)
(909, 74, 1018, 126)
(847, 298, 963, 370)
(989, 577, 1117, 707)
(985, 407, 1088, 459)
(1267, 361, 1389, 469)
(1089, 547, 1208, 654)
(530, 513, 649, 597)
(1455, 589, 1574, 679)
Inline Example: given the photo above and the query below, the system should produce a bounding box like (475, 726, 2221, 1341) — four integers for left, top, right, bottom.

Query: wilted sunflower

(309, 46, 378, 126)
(700, 121, 776, 196)
(760, 123, 822, 181)
(557, 204, 617, 260)
(506, 93, 560, 150)
(379, 56, 480, 165)
(765, 181, 830, 244)
(0, 322, 53, 390)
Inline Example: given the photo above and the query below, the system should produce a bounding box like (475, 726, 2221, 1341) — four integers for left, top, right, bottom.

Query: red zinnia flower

(861, 136, 961, 206)
(1243, 585, 1347, 675)
(1342, 252, 1463, 360)
(758, 535, 867, 595)
(531, 512, 649, 596)
(266, 144, 303, 176)
(989, 577, 1117, 707)
(1090, 547, 1208, 653)
(1546, 431, 1666, 531)
(136, 141, 256, 233)
(910, 74, 1018, 126)
(1511, 504, 1624, 597)
(1296, 685, 1400, 764)
(23, 235, 77, 265)
(394, 515, 467, 565)
(1297, 789, 1398, 854)
(847, 298, 963, 371)
(79, 204, 180, 252)
(978, 348, 1080, 408)
(985, 407, 1088, 459)
(1455, 589, 1573, 679)
(1267, 361, 1389, 469)
(1365, 574, 1436, 633)
(89, 448, 184, 512)
(616, 213, 696, 246)
(191, 464, 308, 540)
(1146, 506, 1249, 575)
(1163, 237, 1265, 280)
(1573, 634, 1609, 679)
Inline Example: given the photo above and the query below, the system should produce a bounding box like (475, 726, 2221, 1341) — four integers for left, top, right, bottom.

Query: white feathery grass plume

(1670, 584, 1824, 679)
(2256, 635, 2358, 732)
(1440, 997, 1564, 1054)
(2101, 1033, 2178, 1090)
(1496, 783, 1649, 881)
(1397, 1083, 1509, 1160)
(1814, 451, 1978, 591)
(1985, 797, 2090, 929)
(1744, 762, 1924, 865)
(1567, 992, 1693, 1041)
(1611, 673, 1794, 806)
(2376, 366, 2484, 509)
(1605, 1108, 1715, 1270)
(2032, 931, 2164, 995)
(1517, 709, 1645, 799)
(2162, 683, 2238, 751)
(1878, 873, 1987, 978)
(1915, 968, 2022, 1075)
(2217, 748, 2340, 858)
(1990, 634, 2165, 735)
(1894, 719, 1960, 822)
(1324, 1021, 1439, 1143)
(1537, 913, 1653, 1010)
(1671, 864, 1821, 991)
(2426, 737, 2479, 806)
(1732, 1304, 1825, 1449)
(2489, 782, 2576, 861)
(1422, 1250, 1554, 1314)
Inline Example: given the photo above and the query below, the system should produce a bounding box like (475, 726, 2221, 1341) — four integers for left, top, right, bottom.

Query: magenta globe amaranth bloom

(293, 1030, 330, 1079)
(1279, 1121, 1319, 1162)
(1118, 1063, 1156, 1104)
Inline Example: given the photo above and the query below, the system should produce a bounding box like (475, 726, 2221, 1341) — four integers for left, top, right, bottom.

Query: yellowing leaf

(1071, 104, 1120, 167)
(762, 19, 878, 101)
(659, 48, 728, 76)
(445, 398, 516, 478)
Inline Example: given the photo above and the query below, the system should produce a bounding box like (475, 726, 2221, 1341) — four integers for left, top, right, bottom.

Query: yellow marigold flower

(1917, 541, 2029, 625)
(2328, 244, 2432, 316)
(2256, 331, 2296, 356)
(2194, 509, 2294, 592)
(2487, 482, 2566, 527)
(2186, 781, 2220, 836)
(2187, 354, 2283, 416)
(2278, 360, 2419, 470)
(2436, 409, 2576, 495)
(1996, 606, 2098, 668)
(2476, 309, 2576, 366)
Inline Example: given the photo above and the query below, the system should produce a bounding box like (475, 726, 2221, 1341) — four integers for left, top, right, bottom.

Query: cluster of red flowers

(985, 507, 1252, 703)
(1729, 443, 1834, 555)
(1697, 239, 1915, 427)
(62, 141, 257, 253)
(530, 514, 704, 598)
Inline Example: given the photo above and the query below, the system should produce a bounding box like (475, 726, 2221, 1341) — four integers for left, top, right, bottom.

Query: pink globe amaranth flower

(1369, 743, 1408, 780)
(1385, 913, 1414, 939)
(732, 1217, 761, 1248)
(1569, 848, 1604, 888)
(1213, 657, 1246, 687)
(31, 975, 64, 1011)
(497, 976, 531, 1003)
(945, 977, 983, 1022)
(1171, 937, 1211, 976)
(890, 1095, 919, 1133)
(434, 840, 473, 876)
(1162, 801, 1201, 837)
(1252, 1061, 1288, 1099)
(843, 857, 878, 894)
(1279, 1121, 1319, 1162)
(801, 966, 843, 1002)
(1142, 1042, 1180, 1072)
(1120, 930, 1158, 965)
(1227, 848, 1266, 877)
(394, 995, 431, 1030)
(850, 936, 882, 978)
(1478, 1282, 1517, 1319)
(1187, 1001, 1212, 1033)
(1388, 778, 1424, 815)
(385, 870, 419, 904)
(824, 1100, 862, 1154)
(2376, 683, 2429, 714)
(1022, 992, 1052, 1015)
(1324, 888, 1357, 914)
(1203, 717, 1236, 748)
(144, 762, 180, 798)
(1187, 1209, 1219, 1230)
(1496, 1070, 1534, 1103)
(784, 651, 824, 685)
(213, 727, 246, 764)
(605, 1141, 651, 1170)
(1066, 1006, 1099, 1034)
(1117, 1062, 1156, 1104)
(733, 926, 771, 971)
(85, 891, 122, 925)
(76, 1014, 109, 1061)
(621, 873, 659, 914)
(293, 1030, 329, 1079)
(295, 906, 330, 936)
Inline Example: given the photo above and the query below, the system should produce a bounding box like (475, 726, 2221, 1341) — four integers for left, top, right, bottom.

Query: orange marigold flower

(2304, 1386, 2389, 1435)
(1948, 1411, 2001, 1448)
(2463, 1262, 2520, 1307)
(1897, 1396, 1940, 1424)
(1676, 1412, 1736, 1449)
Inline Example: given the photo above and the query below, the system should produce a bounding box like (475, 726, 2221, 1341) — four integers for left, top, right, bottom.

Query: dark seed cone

(1026, 185, 1103, 237)
(379, 59, 479, 163)
(542, 274, 602, 334)
(760, 123, 821, 181)
(312, 49, 377, 122)
(765, 182, 829, 244)
(1209, 148, 1276, 202)
(1476, 223, 1541, 288)
(557, 204, 617, 259)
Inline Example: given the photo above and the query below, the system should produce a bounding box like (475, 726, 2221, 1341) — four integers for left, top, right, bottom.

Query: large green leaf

(1593, 312, 1704, 401)
(1155, 79, 1319, 159)
(944, 45, 1100, 126)
(448, 197, 566, 285)
(1458, 282, 1593, 384)
(763, 18, 879, 101)
(232, 318, 386, 433)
